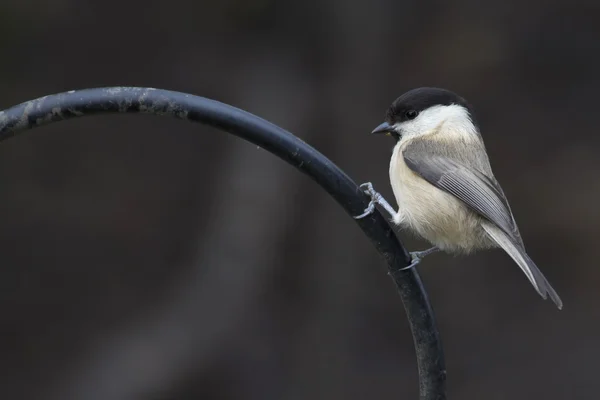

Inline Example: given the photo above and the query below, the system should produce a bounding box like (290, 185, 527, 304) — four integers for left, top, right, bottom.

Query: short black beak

(371, 121, 393, 135)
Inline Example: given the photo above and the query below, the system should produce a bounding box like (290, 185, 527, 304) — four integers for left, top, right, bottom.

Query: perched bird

(355, 87, 562, 309)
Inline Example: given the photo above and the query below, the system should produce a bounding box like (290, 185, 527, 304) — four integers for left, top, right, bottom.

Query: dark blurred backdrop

(1, 0, 599, 399)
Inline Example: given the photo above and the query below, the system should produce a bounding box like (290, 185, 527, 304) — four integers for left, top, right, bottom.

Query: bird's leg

(353, 182, 398, 220)
(354, 182, 438, 271)
(411, 246, 440, 259)
(399, 246, 440, 270)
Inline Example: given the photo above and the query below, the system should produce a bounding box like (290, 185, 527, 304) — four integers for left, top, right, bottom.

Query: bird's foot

(398, 246, 440, 271)
(353, 182, 397, 219)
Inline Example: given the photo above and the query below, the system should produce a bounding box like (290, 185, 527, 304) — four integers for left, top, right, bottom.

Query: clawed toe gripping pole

(353, 182, 397, 220)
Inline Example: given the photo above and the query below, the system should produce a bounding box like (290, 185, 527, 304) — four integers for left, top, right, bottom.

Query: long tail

(482, 222, 563, 309)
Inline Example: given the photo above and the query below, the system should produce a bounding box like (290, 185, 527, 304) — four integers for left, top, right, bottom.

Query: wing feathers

(405, 152, 518, 241)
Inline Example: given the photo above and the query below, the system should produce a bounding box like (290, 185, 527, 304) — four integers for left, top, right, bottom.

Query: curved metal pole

(0, 87, 446, 399)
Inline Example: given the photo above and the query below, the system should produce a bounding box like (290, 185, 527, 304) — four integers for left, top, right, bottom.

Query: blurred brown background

(0, 0, 598, 399)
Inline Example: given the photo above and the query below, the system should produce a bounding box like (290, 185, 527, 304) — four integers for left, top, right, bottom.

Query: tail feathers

(482, 222, 563, 309)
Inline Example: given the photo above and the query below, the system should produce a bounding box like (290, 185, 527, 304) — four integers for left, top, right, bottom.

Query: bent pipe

(0, 87, 446, 399)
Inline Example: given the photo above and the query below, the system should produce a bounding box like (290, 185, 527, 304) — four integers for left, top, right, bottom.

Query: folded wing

(403, 139, 562, 308)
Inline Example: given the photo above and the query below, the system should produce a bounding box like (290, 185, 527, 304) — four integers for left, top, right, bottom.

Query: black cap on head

(385, 87, 476, 125)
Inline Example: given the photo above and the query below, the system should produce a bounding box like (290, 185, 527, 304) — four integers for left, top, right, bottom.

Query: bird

(355, 87, 562, 309)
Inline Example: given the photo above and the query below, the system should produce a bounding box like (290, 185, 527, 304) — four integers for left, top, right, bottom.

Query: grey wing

(403, 141, 520, 241)
(403, 140, 562, 308)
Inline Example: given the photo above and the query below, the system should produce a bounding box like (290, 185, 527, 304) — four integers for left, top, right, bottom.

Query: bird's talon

(353, 201, 375, 219)
(399, 254, 422, 271)
(359, 182, 376, 196)
(359, 182, 373, 191)
(389, 256, 421, 275)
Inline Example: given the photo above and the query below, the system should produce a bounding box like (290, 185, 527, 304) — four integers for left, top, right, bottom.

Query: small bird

(356, 87, 562, 309)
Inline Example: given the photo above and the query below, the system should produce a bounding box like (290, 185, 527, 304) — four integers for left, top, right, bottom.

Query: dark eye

(405, 110, 418, 120)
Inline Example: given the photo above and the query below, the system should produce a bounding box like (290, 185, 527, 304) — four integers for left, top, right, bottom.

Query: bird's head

(372, 87, 478, 141)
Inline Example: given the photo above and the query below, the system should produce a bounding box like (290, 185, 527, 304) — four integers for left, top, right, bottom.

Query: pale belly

(389, 145, 493, 254)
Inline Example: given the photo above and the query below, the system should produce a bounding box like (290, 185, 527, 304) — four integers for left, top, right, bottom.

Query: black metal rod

(0, 87, 446, 399)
